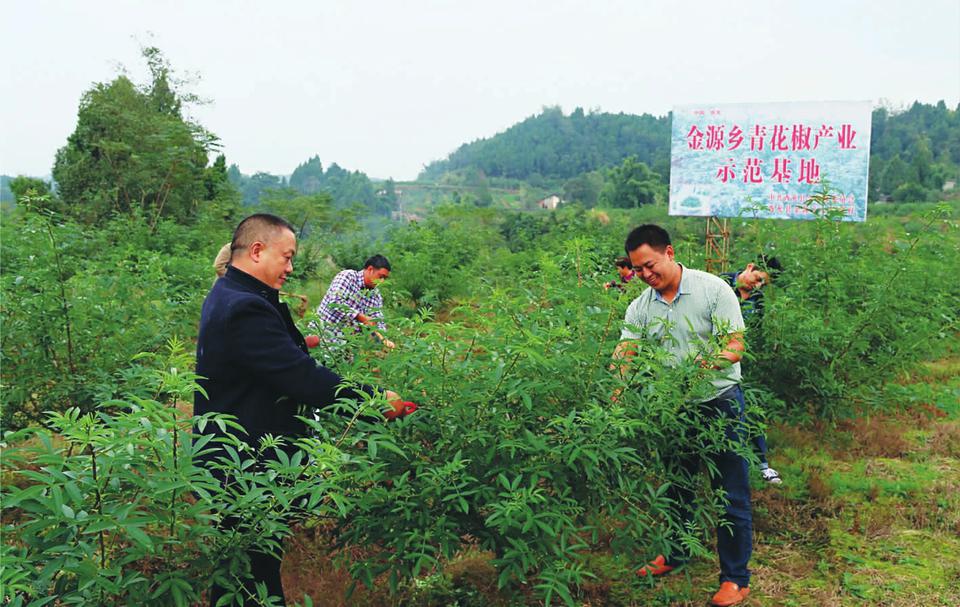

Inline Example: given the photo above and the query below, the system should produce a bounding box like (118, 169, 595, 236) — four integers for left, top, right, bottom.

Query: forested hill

(419, 106, 672, 181)
(419, 102, 960, 203)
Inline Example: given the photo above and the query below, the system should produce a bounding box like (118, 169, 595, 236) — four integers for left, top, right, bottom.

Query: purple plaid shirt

(316, 269, 385, 342)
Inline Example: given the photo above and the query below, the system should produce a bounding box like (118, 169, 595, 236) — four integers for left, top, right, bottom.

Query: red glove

(305, 335, 321, 348)
(384, 400, 418, 420)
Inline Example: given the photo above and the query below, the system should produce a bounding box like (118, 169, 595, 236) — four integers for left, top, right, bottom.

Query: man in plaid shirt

(316, 254, 395, 349)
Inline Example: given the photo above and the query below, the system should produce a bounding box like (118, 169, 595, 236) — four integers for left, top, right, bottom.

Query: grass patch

(830, 526, 960, 606)
(828, 459, 939, 499)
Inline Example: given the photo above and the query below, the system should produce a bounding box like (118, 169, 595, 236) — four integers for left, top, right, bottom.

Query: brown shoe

(635, 554, 674, 577)
(711, 581, 750, 606)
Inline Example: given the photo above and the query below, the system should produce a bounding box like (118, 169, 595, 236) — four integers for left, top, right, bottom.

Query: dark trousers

(753, 432, 769, 468)
(209, 514, 286, 607)
(665, 385, 753, 587)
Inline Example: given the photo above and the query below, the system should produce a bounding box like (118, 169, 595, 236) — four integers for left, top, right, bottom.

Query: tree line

(226, 155, 391, 215)
(4, 52, 958, 222)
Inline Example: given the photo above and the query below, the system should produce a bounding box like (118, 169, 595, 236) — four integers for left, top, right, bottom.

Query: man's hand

(713, 333, 744, 367)
(383, 391, 418, 420)
(610, 341, 639, 401)
(612, 341, 638, 361)
(372, 331, 395, 350)
(611, 341, 638, 381)
(695, 344, 742, 370)
(696, 354, 729, 370)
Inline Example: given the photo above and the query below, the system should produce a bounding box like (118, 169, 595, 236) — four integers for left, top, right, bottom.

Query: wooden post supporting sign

(704, 217, 730, 273)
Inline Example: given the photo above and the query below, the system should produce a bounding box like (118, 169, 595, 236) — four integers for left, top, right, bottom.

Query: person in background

(721, 257, 782, 318)
(604, 256, 636, 291)
(215, 241, 311, 322)
(212, 242, 233, 280)
(196, 214, 411, 606)
(316, 254, 395, 350)
(616, 224, 753, 607)
(721, 257, 784, 484)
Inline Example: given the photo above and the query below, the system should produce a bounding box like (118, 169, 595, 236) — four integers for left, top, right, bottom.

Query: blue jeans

(665, 385, 753, 587)
(753, 432, 769, 469)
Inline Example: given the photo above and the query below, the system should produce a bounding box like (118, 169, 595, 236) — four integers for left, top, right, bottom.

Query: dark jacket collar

(224, 265, 280, 304)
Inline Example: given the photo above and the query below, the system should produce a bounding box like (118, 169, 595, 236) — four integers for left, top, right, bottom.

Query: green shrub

(735, 203, 959, 420)
(1, 205, 210, 429)
(312, 266, 756, 604)
(0, 341, 389, 606)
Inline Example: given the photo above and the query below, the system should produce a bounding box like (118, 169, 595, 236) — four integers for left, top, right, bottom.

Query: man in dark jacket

(195, 213, 404, 605)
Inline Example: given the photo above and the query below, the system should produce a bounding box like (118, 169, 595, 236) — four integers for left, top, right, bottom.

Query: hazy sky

(2, 0, 958, 181)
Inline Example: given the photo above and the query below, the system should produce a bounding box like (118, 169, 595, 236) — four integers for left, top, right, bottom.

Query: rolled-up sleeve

(369, 292, 386, 331)
(320, 271, 361, 324)
(620, 298, 646, 341)
(712, 285, 746, 336)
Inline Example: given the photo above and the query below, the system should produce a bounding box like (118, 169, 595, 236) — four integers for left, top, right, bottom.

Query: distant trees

(0, 176, 13, 204)
(891, 182, 929, 203)
(288, 155, 324, 193)
(203, 154, 232, 202)
(259, 188, 359, 239)
(381, 178, 398, 207)
(227, 170, 286, 206)
(1, 175, 57, 214)
(869, 101, 960, 202)
(597, 156, 664, 208)
(231, 154, 390, 215)
(562, 171, 604, 207)
(8, 176, 52, 203)
(319, 162, 387, 214)
(881, 155, 913, 195)
(52, 47, 222, 225)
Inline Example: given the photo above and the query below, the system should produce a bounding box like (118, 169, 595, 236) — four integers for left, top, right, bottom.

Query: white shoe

(761, 467, 782, 484)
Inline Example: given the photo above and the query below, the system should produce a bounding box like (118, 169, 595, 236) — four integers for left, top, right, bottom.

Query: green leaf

(126, 526, 154, 551)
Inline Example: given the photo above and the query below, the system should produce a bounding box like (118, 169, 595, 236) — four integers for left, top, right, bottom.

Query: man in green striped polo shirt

(618, 224, 753, 607)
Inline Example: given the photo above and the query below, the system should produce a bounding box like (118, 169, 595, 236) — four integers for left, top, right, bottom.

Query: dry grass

(918, 355, 960, 383)
(280, 522, 394, 607)
(832, 417, 912, 459)
(929, 421, 960, 457)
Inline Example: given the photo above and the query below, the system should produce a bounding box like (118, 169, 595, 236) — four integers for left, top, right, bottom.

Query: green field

(3, 197, 959, 606)
(4, 50, 960, 605)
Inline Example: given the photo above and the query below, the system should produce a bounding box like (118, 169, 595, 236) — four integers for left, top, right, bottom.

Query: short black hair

(624, 224, 671, 255)
(614, 256, 632, 269)
(232, 213, 295, 254)
(363, 254, 391, 271)
(758, 255, 784, 278)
